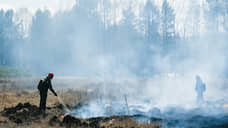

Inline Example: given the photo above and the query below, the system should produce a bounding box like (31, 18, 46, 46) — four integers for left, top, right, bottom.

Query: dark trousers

(39, 91, 47, 112)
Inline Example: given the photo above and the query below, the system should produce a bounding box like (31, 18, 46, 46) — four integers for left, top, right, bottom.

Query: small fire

(109, 119, 115, 124)
(60, 115, 65, 119)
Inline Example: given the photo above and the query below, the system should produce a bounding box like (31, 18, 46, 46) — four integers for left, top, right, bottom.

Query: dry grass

(0, 90, 57, 111)
(0, 83, 88, 111)
(57, 89, 89, 107)
(0, 79, 161, 128)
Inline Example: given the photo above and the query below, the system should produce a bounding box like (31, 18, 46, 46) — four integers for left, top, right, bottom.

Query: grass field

(1, 76, 227, 128)
(0, 78, 161, 128)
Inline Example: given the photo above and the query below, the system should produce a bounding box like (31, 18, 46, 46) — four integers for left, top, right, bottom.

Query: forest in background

(0, 0, 228, 77)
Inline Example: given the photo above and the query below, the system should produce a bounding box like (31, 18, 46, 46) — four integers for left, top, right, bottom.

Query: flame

(109, 119, 115, 124)
(60, 115, 65, 119)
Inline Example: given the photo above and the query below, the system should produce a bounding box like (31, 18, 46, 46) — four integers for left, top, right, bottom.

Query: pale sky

(0, 0, 204, 37)
(0, 0, 76, 13)
(0, 0, 75, 36)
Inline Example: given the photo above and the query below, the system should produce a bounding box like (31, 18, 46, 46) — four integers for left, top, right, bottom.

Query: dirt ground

(0, 79, 161, 128)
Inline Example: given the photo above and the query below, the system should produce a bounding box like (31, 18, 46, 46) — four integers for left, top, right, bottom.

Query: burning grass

(1, 78, 228, 128)
(0, 83, 161, 128)
(0, 101, 161, 128)
(61, 115, 161, 128)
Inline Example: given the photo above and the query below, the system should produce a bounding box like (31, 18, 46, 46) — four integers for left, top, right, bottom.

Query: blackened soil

(2, 102, 227, 128)
(2, 102, 41, 124)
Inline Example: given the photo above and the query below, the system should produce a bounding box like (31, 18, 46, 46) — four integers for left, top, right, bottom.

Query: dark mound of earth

(2, 103, 228, 128)
(60, 114, 161, 128)
(1, 102, 41, 124)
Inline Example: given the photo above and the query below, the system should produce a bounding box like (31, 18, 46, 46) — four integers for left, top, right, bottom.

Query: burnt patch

(2, 102, 41, 124)
(62, 115, 161, 128)
(63, 115, 89, 127)
(0, 120, 7, 124)
(49, 116, 62, 126)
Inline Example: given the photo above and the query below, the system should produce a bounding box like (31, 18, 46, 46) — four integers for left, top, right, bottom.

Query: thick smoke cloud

(1, 0, 228, 118)
(2, 0, 227, 77)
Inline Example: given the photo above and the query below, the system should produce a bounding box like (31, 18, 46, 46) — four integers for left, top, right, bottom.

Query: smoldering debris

(70, 98, 228, 127)
(61, 114, 161, 128)
(0, 102, 161, 127)
(49, 116, 62, 127)
(58, 111, 228, 128)
(1, 100, 228, 128)
(1, 102, 65, 125)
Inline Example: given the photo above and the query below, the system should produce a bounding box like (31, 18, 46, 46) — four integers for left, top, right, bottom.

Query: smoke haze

(1, 0, 228, 122)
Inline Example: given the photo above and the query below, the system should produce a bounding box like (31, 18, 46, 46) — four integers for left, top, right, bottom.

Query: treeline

(0, 0, 228, 77)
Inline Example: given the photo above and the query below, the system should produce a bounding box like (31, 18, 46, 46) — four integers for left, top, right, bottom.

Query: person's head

(196, 75, 201, 82)
(48, 72, 54, 80)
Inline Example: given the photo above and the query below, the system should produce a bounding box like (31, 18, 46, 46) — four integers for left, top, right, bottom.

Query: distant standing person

(37, 73, 57, 115)
(195, 75, 206, 105)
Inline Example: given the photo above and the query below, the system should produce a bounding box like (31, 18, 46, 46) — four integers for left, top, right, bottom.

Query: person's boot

(41, 110, 47, 118)
(39, 107, 43, 114)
